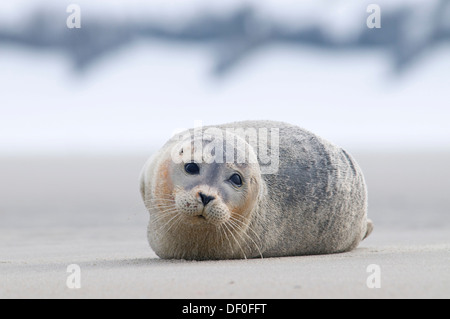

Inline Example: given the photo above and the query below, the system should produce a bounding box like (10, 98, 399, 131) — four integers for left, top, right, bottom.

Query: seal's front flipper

(363, 219, 374, 240)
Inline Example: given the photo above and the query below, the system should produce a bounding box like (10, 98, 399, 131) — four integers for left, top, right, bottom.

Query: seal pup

(140, 121, 373, 260)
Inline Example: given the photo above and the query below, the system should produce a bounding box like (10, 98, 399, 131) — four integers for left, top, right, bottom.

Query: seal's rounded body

(140, 121, 372, 260)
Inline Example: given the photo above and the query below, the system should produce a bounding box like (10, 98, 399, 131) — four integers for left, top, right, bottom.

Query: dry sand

(0, 152, 449, 299)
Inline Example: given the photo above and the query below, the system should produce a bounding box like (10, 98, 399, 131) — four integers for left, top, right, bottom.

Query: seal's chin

(181, 210, 206, 223)
(179, 208, 228, 226)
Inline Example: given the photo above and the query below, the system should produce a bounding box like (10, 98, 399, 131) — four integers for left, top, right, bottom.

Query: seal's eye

(184, 163, 200, 175)
(229, 173, 243, 187)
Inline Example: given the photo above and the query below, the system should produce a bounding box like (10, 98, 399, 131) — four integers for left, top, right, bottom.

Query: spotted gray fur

(141, 120, 373, 259)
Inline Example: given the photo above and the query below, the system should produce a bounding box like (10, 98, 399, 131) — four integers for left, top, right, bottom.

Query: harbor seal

(140, 120, 373, 260)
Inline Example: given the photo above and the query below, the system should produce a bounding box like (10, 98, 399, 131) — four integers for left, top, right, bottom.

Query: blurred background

(1, 0, 450, 248)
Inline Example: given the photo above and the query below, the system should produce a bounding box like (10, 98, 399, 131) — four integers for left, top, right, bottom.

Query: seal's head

(141, 130, 264, 260)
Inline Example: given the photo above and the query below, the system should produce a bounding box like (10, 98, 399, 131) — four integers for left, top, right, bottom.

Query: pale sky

(1, 0, 449, 155)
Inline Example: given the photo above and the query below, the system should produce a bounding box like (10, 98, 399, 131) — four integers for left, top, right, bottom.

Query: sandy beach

(1, 152, 449, 299)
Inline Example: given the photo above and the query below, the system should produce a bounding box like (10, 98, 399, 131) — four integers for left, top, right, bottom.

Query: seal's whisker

(147, 199, 176, 203)
(151, 205, 179, 212)
(228, 218, 263, 259)
(220, 224, 234, 255)
(145, 202, 177, 210)
(153, 217, 177, 235)
(151, 213, 175, 225)
(145, 199, 176, 205)
(222, 224, 237, 258)
(148, 201, 176, 205)
(151, 210, 180, 224)
(145, 195, 176, 201)
(150, 204, 178, 210)
(229, 215, 263, 243)
(148, 193, 175, 198)
(217, 224, 226, 248)
(157, 216, 182, 240)
(154, 212, 181, 235)
(161, 213, 184, 239)
(154, 208, 177, 213)
(152, 207, 179, 215)
(145, 196, 175, 200)
(227, 219, 252, 253)
(223, 221, 247, 260)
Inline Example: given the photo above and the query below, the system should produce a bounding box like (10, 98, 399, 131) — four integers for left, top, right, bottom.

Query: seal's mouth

(192, 206, 208, 221)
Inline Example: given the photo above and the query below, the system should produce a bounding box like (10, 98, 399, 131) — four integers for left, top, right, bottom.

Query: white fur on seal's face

(141, 134, 263, 260)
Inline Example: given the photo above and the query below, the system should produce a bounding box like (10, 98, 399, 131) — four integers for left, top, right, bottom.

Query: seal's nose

(199, 192, 215, 206)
